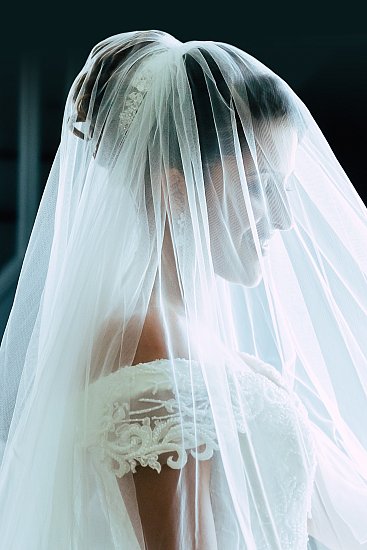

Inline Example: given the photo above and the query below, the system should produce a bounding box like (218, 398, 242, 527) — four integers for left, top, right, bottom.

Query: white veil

(0, 29, 367, 549)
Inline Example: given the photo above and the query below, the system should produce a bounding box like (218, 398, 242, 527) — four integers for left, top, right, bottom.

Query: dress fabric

(78, 353, 318, 550)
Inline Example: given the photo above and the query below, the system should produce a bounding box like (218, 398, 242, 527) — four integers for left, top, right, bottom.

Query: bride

(0, 29, 367, 550)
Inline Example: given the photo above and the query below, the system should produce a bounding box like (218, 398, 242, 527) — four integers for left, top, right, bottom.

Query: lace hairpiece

(118, 68, 153, 142)
(68, 67, 153, 144)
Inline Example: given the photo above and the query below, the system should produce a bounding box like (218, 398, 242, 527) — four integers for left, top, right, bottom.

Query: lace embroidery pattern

(78, 356, 317, 548)
(80, 359, 219, 476)
(222, 356, 317, 549)
(118, 68, 153, 143)
(93, 390, 218, 476)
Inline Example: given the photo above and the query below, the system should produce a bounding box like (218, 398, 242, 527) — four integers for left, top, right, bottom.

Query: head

(165, 47, 302, 286)
(69, 35, 303, 287)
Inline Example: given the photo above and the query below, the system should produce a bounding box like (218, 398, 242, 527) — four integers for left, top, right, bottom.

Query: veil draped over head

(1, 29, 367, 549)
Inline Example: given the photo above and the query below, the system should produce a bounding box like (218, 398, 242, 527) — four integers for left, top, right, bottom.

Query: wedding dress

(1, 29, 367, 549)
(79, 353, 317, 549)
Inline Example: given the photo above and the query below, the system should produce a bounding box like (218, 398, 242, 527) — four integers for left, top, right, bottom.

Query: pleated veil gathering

(1, 29, 367, 549)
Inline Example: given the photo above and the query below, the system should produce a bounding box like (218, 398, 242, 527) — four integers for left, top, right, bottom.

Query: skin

(118, 123, 299, 549)
(129, 452, 217, 550)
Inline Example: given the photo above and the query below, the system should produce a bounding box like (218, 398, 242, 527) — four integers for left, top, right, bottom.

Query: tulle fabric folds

(0, 30, 367, 549)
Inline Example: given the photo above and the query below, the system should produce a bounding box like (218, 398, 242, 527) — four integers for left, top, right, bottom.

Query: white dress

(76, 353, 318, 549)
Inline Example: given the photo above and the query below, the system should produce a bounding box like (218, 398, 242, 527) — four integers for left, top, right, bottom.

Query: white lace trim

(79, 357, 316, 487)
(90, 383, 219, 476)
(118, 68, 153, 143)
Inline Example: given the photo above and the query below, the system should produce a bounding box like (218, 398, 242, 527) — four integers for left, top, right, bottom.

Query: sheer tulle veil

(0, 29, 367, 549)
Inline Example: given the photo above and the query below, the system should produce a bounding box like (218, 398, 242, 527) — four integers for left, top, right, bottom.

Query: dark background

(1, 0, 366, 334)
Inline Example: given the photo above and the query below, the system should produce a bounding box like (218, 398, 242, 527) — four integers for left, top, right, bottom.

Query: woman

(0, 29, 367, 549)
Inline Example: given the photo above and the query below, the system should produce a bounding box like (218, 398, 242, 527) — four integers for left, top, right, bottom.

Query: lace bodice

(77, 354, 317, 550)
(80, 358, 219, 476)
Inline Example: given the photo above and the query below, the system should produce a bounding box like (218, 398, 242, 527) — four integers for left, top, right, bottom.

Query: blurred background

(1, 2, 366, 345)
